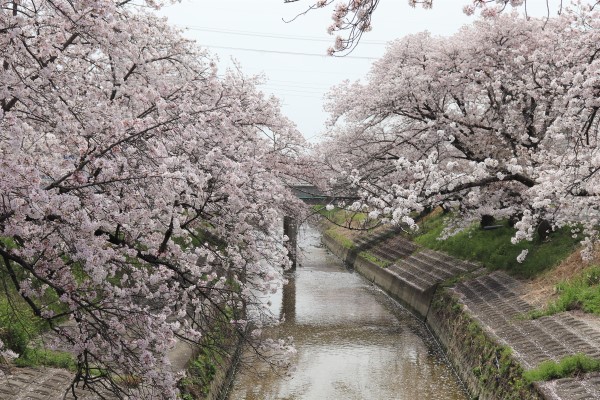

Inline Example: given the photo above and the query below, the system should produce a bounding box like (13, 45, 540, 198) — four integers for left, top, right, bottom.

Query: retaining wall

(206, 335, 244, 400)
(322, 232, 435, 318)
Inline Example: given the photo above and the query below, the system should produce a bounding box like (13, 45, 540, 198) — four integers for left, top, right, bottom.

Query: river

(227, 224, 467, 400)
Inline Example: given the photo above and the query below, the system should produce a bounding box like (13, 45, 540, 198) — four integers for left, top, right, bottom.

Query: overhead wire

(177, 25, 388, 45)
(261, 82, 329, 91)
(266, 78, 333, 87)
(263, 88, 324, 96)
(174, 25, 368, 112)
(201, 44, 378, 60)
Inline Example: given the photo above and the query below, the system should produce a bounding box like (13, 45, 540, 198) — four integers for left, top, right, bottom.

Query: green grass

(523, 354, 600, 382)
(0, 294, 47, 354)
(325, 229, 355, 250)
(359, 251, 391, 268)
(413, 214, 580, 278)
(313, 206, 370, 227)
(14, 347, 76, 370)
(0, 293, 77, 370)
(528, 266, 600, 319)
(178, 326, 231, 398)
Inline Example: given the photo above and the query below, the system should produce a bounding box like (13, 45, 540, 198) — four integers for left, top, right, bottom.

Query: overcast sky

(158, 1, 561, 142)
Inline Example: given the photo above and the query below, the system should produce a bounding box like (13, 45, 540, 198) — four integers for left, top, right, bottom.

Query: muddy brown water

(227, 225, 467, 400)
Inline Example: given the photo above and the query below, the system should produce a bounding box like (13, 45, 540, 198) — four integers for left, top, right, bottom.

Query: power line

(245, 66, 351, 75)
(260, 84, 325, 94)
(263, 87, 325, 95)
(201, 44, 378, 60)
(179, 25, 387, 45)
(262, 83, 329, 92)
(274, 92, 323, 99)
(266, 78, 332, 88)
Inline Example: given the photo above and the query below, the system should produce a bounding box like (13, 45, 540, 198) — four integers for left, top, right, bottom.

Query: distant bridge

(290, 185, 359, 205)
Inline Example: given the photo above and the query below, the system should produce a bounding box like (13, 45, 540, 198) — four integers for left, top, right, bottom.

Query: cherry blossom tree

(319, 10, 600, 254)
(284, 0, 597, 55)
(1, 0, 307, 397)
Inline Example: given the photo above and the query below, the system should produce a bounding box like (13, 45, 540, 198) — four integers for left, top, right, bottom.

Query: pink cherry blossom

(1, 0, 313, 397)
(319, 10, 600, 256)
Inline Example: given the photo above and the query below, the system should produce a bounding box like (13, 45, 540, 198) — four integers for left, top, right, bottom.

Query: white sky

(157, 1, 562, 142)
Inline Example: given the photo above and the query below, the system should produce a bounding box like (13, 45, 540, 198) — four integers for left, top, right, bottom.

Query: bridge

(290, 184, 358, 205)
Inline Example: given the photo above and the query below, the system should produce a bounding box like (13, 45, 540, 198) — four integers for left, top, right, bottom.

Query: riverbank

(319, 221, 600, 400)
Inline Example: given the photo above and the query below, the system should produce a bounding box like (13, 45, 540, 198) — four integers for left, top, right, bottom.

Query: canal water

(227, 224, 467, 400)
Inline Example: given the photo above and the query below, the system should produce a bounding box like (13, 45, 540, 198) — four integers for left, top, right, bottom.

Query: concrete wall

(322, 231, 435, 319)
(206, 335, 244, 400)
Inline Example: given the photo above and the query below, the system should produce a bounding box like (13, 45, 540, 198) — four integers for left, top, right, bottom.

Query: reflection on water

(228, 225, 467, 400)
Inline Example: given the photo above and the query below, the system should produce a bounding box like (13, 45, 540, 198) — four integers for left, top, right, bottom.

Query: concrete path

(0, 367, 110, 399)
(0, 334, 193, 399)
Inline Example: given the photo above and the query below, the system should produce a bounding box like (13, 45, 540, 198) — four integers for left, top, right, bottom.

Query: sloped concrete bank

(321, 231, 435, 318)
(205, 335, 244, 400)
(321, 228, 542, 400)
(179, 329, 245, 400)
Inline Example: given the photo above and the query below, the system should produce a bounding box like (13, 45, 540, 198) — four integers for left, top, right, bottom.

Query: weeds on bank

(433, 290, 538, 399)
(524, 354, 600, 382)
(0, 294, 76, 370)
(359, 251, 391, 268)
(0, 294, 47, 355)
(528, 266, 600, 319)
(14, 347, 76, 370)
(178, 342, 223, 399)
(324, 229, 355, 250)
(312, 205, 376, 230)
(414, 213, 579, 279)
(178, 307, 238, 399)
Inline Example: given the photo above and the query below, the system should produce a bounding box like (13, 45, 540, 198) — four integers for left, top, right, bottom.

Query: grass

(0, 294, 78, 370)
(359, 251, 392, 268)
(523, 354, 600, 382)
(325, 229, 355, 250)
(0, 293, 47, 355)
(432, 290, 538, 399)
(0, 255, 74, 370)
(413, 213, 580, 279)
(320, 213, 391, 267)
(178, 329, 230, 399)
(14, 347, 76, 370)
(313, 205, 373, 229)
(313, 205, 346, 225)
(528, 266, 600, 318)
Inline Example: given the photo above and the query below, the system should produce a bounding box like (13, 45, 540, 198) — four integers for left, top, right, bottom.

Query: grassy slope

(316, 206, 395, 268)
(413, 213, 580, 279)
(318, 207, 597, 315)
(529, 265, 600, 318)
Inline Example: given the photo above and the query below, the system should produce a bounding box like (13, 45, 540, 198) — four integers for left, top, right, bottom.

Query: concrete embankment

(205, 335, 244, 400)
(321, 226, 600, 400)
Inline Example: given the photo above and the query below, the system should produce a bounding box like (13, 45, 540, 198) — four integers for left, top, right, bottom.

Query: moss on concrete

(429, 289, 541, 400)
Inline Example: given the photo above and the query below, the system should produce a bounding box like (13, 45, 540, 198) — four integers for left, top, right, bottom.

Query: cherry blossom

(1, 0, 309, 397)
(285, 0, 599, 55)
(319, 10, 600, 253)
